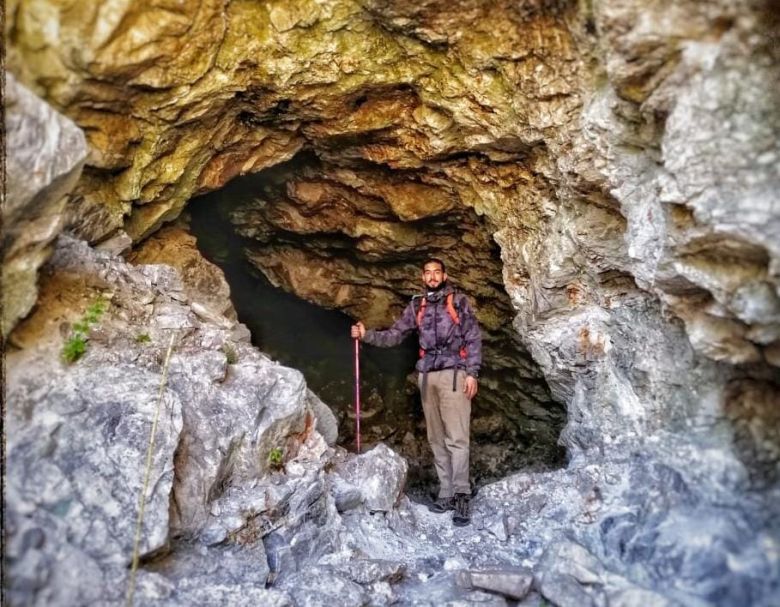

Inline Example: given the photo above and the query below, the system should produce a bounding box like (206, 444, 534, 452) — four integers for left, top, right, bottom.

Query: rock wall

(509, 0, 780, 459)
(203, 156, 561, 457)
(5, 0, 780, 605)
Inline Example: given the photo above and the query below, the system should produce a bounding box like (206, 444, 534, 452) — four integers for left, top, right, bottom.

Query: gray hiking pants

(418, 369, 471, 498)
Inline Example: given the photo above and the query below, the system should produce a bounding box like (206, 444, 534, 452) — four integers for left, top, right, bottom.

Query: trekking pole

(354, 337, 361, 453)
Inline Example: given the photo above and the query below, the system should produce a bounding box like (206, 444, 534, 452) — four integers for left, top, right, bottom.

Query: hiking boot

(428, 496, 454, 513)
(452, 493, 471, 526)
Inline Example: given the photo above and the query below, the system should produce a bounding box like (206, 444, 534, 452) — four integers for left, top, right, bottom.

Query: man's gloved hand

(464, 376, 478, 400)
(350, 321, 366, 340)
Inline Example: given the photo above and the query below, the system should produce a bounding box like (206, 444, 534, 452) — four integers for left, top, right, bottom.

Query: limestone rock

(306, 389, 339, 447)
(227, 160, 562, 448)
(334, 443, 408, 512)
(2, 72, 87, 337)
(94, 229, 133, 255)
(330, 475, 364, 513)
(4, 235, 326, 604)
(457, 568, 533, 601)
(335, 558, 406, 585)
(128, 220, 237, 321)
(6, 362, 182, 606)
(282, 567, 367, 607)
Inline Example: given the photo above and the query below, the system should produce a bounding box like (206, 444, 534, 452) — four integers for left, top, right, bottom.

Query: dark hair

(421, 257, 446, 273)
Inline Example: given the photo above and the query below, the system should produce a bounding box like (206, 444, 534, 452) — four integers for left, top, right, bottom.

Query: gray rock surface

(457, 568, 533, 601)
(4, 236, 338, 605)
(334, 442, 408, 512)
(6, 363, 182, 606)
(2, 72, 87, 337)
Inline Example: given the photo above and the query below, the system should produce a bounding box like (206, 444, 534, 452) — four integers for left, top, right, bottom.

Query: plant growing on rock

(135, 333, 151, 344)
(222, 342, 238, 364)
(61, 297, 108, 363)
(268, 447, 284, 470)
(61, 334, 87, 363)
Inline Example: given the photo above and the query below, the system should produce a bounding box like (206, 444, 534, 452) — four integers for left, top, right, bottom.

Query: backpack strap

(447, 293, 468, 361)
(445, 292, 460, 326)
(415, 296, 427, 329)
(415, 296, 427, 359)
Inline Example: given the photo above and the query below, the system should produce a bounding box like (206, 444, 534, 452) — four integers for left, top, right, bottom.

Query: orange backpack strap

(445, 292, 460, 325)
(416, 297, 427, 358)
(447, 293, 468, 359)
(415, 296, 427, 328)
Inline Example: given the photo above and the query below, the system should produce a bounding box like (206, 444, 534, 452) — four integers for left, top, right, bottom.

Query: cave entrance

(186, 155, 565, 496)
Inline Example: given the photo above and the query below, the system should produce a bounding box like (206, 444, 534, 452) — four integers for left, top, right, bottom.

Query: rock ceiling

(7, 0, 578, 241)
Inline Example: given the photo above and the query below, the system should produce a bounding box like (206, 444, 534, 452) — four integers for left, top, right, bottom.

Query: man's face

(422, 262, 447, 289)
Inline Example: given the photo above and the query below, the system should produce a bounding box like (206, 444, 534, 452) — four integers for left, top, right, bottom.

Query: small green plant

(61, 296, 108, 364)
(83, 299, 106, 323)
(222, 342, 238, 365)
(135, 333, 151, 344)
(268, 447, 284, 469)
(62, 334, 87, 363)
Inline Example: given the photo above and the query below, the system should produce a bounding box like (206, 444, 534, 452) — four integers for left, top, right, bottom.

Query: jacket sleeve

(363, 301, 418, 348)
(459, 294, 482, 377)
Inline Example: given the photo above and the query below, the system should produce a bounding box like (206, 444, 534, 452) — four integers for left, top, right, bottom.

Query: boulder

(334, 443, 408, 512)
(2, 72, 87, 336)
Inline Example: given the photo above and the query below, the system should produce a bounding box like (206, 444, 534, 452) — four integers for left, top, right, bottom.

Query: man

(350, 258, 482, 526)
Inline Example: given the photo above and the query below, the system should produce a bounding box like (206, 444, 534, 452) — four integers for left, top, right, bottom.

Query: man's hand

(350, 321, 366, 340)
(464, 375, 478, 400)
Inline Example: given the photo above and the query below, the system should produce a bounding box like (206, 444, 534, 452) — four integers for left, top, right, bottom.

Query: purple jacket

(364, 284, 482, 377)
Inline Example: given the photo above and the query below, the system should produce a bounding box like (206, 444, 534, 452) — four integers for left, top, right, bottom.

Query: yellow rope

(125, 332, 176, 607)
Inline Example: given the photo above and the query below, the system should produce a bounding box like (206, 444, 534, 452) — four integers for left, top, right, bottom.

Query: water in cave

(187, 167, 565, 497)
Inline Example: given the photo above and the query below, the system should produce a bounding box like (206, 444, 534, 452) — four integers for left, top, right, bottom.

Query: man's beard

(427, 279, 448, 295)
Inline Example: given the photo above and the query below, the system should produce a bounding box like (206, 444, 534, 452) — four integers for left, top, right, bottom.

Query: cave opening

(187, 153, 566, 496)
